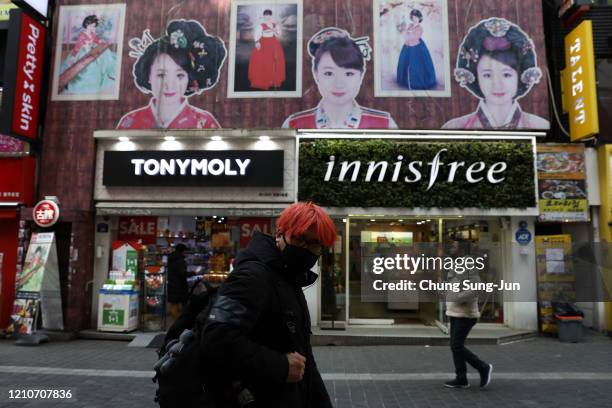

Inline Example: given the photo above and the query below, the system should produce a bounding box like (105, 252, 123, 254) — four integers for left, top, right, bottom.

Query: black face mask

(281, 235, 319, 272)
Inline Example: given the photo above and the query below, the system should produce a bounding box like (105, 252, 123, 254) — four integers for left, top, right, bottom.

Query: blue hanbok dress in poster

(396, 23, 436, 90)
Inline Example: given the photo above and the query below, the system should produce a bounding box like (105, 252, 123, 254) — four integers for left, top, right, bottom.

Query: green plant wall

(298, 139, 536, 209)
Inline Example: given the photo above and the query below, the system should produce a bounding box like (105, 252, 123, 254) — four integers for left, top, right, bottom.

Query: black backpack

(153, 281, 218, 408)
(153, 262, 304, 408)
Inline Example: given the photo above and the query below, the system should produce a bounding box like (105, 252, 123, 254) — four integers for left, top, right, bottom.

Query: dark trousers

(449, 317, 488, 380)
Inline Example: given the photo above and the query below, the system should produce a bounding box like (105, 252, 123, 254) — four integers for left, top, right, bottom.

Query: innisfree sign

(298, 139, 536, 209)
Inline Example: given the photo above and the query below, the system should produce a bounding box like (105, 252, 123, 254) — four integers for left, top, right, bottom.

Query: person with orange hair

(201, 202, 336, 407)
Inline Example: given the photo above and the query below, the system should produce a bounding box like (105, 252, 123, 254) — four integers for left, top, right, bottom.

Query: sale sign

(118, 216, 158, 245)
(239, 218, 272, 248)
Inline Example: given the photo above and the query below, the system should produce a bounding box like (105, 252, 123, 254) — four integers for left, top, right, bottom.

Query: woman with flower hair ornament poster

(282, 27, 397, 129)
(442, 18, 549, 129)
(117, 20, 227, 129)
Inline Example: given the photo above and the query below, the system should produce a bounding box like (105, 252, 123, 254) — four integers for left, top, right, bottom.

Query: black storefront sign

(103, 150, 284, 187)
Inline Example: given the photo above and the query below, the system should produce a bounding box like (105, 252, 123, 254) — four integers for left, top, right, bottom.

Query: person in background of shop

(442, 17, 549, 129)
(283, 27, 397, 129)
(201, 202, 336, 407)
(444, 240, 493, 389)
(117, 19, 226, 129)
(167, 243, 190, 320)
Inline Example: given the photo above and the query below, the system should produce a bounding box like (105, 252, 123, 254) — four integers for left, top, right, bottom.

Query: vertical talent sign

(561, 20, 599, 141)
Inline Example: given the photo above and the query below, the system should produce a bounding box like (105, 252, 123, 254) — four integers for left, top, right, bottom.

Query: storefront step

(311, 326, 536, 346)
(78, 330, 166, 348)
(78, 329, 138, 342)
(36, 330, 78, 342)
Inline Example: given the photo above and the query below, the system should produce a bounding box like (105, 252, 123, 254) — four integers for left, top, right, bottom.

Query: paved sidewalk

(0, 332, 610, 407)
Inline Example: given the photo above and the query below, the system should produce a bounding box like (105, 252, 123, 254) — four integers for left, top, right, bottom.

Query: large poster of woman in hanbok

(282, 28, 397, 129)
(374, 0, 450, 97)
(228, 0, 303, 98)
(117, 20, 227, 129)
(442, 18, 550, 129)
(51, 4, 126, 101)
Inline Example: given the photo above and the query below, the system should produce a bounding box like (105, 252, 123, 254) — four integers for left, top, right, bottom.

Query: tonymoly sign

(103, 150, 284, 187)
(299, 139, 536, 209)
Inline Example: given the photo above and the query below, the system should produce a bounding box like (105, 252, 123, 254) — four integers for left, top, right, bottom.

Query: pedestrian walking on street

(444, 240, 493, 389)
(167, 243, 190, 320)
(201, 202, 336, 407)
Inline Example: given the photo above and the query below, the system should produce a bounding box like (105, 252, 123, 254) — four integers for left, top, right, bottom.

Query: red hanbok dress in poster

(248, 23, 286, 90)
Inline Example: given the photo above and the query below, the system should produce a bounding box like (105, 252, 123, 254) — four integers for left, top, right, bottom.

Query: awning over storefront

(95, 202, 288, 217)
(322, 207, 539, 217)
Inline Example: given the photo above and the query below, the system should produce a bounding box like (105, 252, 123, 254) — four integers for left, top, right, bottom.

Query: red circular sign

(32, 200, 60, 227)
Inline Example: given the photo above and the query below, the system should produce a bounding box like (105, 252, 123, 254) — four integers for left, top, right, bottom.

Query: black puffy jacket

(167, 252, 189, 304)
(200, 232, 332, 408)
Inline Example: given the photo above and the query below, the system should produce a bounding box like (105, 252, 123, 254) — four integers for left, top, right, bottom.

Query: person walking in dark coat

(201, 202, 336, 407)
(444, 240, 493, 389)
(167, 243, 190, 319)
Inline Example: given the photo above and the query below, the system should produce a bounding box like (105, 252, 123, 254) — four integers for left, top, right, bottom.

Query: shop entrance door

(345, 217, 443, 327)
(335, 216, 505, 330)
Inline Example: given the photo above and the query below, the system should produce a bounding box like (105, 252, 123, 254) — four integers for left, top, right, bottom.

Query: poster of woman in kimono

(374, 0, 450, 97)
(283, 27, 397, 129)
(117, 20, 227, 129)
(442, 18, 550, 129)
(51, 4, 126, 101)
(227, 0, 302, 98)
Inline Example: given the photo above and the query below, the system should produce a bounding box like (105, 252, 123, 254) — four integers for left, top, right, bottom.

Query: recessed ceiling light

(118, 136, 129, 142)
(259, 135, 270, 141)
(212, 136, 222, 141)
(164, 136, 175, 141)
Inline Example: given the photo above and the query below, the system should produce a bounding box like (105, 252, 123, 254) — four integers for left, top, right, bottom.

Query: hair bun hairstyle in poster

(454, 17, 541, 100)
(130, 19, 227, 96)
(307, 27, 372, 62)
(117, 20, 227, 130)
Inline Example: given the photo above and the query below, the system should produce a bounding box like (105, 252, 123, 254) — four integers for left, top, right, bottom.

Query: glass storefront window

(319, 216, 506, 328)
(104, 214, 276, 331)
